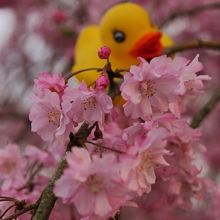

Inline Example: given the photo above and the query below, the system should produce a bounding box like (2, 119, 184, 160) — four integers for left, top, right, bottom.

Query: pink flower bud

(52, 10, 66, 23)
(96, 73, 109, 90)
(98, 46, 111, 59)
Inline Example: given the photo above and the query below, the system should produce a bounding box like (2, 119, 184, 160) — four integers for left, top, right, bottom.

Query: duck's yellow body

(73, 3, 173, 85)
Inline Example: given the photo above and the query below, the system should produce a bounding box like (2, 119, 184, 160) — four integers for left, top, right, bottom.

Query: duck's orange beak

(129, 32, 163, 60)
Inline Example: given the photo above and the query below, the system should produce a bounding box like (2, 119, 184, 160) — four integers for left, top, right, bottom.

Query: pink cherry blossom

(175, 55, 210, 95)
(120, 123, 169, 195)
(24, 145, 51, 165)
(29, 90, 63, 141)
(169, 55, 210, 117)
(54, 148, 128, 219)
(33, 72, 66, 98)
(153, 117, 207, 210)
(121, 56, 181, 119)
(0, 143, 55, 205)
(0, 144, 26, 191)
(62, 81, 113, 125)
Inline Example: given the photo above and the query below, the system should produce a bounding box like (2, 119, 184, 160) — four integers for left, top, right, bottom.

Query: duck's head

(100, 3, 163, 65)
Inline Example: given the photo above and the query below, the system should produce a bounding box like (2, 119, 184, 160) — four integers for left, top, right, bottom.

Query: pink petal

(94, 192, 112, 217)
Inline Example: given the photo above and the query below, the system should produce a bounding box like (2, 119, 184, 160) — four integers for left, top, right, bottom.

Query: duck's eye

(113, 31, 126, 43)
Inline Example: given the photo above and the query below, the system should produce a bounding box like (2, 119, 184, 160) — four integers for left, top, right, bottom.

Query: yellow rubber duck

(72, 2, 173, 85)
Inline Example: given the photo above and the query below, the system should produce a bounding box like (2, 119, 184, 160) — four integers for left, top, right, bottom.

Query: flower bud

(96, 73, 109, 90)
(52, 10, 66, 23)
(98, 46, 111, 59)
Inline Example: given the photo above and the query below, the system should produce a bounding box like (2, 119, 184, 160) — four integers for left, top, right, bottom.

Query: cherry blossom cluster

(1, 1, 220, 219)
(0, 143, 52, 213)
(1, 0, 220, 181)
(0, 52, 215, 220)
(22, 54, 210, 219)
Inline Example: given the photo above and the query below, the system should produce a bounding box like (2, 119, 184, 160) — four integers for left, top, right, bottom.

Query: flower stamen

(140, 80, 156, 97)
(86, 174, 103, 193)
(82, 95, 97, 110)
(48, 109, 61, 126)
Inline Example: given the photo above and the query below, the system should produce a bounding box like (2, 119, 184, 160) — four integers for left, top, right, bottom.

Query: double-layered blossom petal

(121, 56, 181, 119)
(54, 148, 128, 219)
(62, 82, 113, 125)
(121, 55, 209, 119)
(120, 123, 169, 195)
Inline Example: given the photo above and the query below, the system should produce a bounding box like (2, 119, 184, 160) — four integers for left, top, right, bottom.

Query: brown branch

(190, 87, 220, 128)
(31, 122, 91, 220)
(160, 2, 220, 27)
(164, 40, 220, 56)
(31, 157, 68, 220)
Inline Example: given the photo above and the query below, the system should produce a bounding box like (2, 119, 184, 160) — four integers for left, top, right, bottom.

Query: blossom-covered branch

(26, 51, 210, 219)
(164, 40, 220, 56)
(160, 2, 220, 27)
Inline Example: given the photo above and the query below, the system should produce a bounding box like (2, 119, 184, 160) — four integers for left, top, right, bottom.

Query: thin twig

(65, 67, 103, 82)
(160, 2, 220, 27)
(28, 163, 43, 182)
(1, 204, 36, 220)
(88, 80, 96, 87)
(24, 161, 39, 179)
(190, 87, 220, 128)
(0, 204, 16, 219)
(0, 197, 16, 202)
(18, 163, 43, 192)
(86, 140, 124, 154)
(164, 40, 220, 56)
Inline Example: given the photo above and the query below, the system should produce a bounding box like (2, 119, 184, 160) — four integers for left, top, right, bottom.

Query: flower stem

(65, 67, 103, 82)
